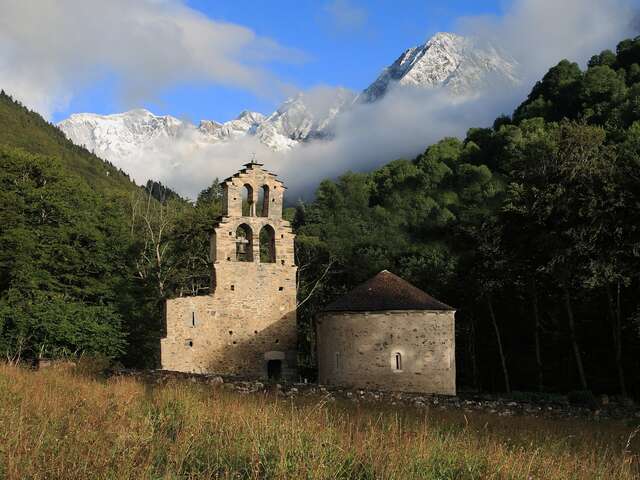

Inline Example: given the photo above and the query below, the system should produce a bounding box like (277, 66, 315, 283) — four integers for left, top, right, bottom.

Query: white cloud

(0, 0, 303, 118)
(456, 0, 637, 81)
(124, 86, 517, 201)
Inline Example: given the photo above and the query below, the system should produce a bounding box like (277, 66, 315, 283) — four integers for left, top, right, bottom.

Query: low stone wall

(115, 369, 640, 421)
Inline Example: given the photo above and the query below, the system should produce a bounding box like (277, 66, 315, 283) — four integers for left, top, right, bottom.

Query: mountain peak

(236, 110, 265, 123)
(426, 31, 464, 45)
(359, 31, 518, 102)
(126, 107, 153, 115)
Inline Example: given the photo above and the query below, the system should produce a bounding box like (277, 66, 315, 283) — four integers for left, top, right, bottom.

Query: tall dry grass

(0, 363, 637, 479)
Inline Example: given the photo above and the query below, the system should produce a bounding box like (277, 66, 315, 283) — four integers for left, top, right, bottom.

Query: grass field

(0, 363, 637, 479)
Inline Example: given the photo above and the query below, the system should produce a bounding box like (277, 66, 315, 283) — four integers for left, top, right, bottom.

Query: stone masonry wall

(161, 163, 297, 379)
(316, 310, 456, 395)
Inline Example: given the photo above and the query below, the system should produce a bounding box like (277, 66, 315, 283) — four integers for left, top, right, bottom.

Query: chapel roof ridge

(322, 270, 454, 313)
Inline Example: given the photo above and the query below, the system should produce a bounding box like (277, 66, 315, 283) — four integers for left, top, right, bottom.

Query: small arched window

(241, 184, 254, 216)
(235, 224, 253, 262)
(259, 225, 276, 263)
(257, 185, 270, 217)
(393, 352, 402, 371)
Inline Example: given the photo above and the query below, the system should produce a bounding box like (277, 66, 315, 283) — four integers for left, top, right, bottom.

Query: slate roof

(322, 270, 454, 313)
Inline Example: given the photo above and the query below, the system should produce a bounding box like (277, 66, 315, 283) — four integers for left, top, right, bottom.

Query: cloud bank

(0, 0, 302, 118)
(457, 0, 638, 80)
(132, 86, 519, 201)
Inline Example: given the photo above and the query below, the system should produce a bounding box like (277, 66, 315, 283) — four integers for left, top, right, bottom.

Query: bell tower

(161, 162, 297, 379)
(213, 161, 294, 272)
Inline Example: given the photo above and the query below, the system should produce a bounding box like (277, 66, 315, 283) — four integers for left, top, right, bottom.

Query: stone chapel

(315, 270, 456, 395)
(160, 162, 297, 380)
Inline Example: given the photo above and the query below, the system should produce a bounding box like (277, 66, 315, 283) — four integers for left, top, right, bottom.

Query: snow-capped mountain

(58, 88, 355, 157)
(58, 32, 519, 167)
(255, 87, 356, 148)
(360, 32, 518, 102)
(198, 110, 265, 142)
(58, 109, 266, 161)
(59, 109, 186, 161)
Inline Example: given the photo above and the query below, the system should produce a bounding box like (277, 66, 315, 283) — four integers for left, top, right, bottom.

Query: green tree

(0, 146, 129, 359)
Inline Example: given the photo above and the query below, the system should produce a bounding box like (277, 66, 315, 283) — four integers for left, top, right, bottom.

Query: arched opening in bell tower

(257, 185, 270, 217)
(259, 225, 276, 263)
(235, 224, 253, 262)
(241, 184, 254, 216)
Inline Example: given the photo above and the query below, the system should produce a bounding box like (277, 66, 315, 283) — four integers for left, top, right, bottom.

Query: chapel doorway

(267, 359, 282, 380)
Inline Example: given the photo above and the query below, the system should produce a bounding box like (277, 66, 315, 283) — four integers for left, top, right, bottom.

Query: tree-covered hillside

(0, 91, 223, 366)
(0, 146, 130, 358)
(0, 91, 137, 195)
(295, 37, 640, 397)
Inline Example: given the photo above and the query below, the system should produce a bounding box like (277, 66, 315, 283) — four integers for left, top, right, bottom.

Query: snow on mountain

(58, 88, 355, 159)
(58, 109, 186, 161)
(360, 32, 519, 102)
(198, 110, 265, 142)
(58, 32, 520, 173)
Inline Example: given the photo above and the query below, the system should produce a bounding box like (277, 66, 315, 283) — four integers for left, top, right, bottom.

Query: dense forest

(295, 38, 640, 397)
(2, 37, 640, 398)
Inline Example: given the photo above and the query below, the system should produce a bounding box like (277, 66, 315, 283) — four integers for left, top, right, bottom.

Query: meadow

(0, 363, 637, 480)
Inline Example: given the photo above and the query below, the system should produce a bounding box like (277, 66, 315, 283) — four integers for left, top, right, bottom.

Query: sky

(53, 0, 506, 123)
(1, 0, 639, 198)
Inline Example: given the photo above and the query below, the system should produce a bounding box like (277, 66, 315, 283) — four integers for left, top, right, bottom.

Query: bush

(510, 391, 566, 404)
(568, 390, 598, 408)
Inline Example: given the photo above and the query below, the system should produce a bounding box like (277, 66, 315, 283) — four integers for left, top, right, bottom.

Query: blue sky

(52, 0, 505, 123)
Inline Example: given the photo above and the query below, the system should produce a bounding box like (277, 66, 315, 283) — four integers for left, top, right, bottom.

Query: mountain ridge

(57, 31, 519, 173)
(359, 32, 519, 102)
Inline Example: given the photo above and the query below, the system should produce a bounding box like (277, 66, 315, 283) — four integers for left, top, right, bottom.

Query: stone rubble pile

(115, 369, 640, 421)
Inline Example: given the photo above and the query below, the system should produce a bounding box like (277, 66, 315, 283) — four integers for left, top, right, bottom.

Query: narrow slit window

(191, 311, 196, 327)
(335, 352, 341, 371)
(394, 352, 402, 371)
